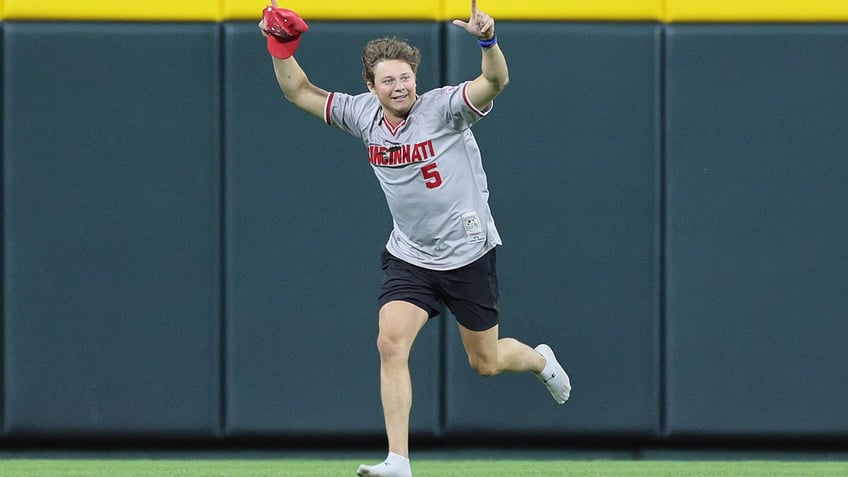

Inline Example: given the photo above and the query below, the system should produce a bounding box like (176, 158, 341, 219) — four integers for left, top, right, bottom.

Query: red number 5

(421, 163, 443, 189)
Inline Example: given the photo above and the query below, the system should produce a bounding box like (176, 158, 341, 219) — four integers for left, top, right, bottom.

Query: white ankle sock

(356, 452, 412, 477)
(537, 352, 555, 380)
(534, 344, 571, 404)
(386, 452, 410, 467)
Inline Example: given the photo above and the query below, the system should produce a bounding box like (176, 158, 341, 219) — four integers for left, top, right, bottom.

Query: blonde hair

(361, 37, 421, 85)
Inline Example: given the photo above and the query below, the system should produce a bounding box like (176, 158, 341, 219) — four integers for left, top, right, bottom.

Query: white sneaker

(534, 344, 571, 404)
(356, 456, 413, 477)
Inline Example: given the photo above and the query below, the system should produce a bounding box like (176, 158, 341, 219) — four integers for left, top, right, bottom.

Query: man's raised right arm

(260, 3, 329, 120)
(270, 57, 329, 120)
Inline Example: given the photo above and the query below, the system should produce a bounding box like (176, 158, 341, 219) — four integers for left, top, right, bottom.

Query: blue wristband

(478, 36, 497, 49)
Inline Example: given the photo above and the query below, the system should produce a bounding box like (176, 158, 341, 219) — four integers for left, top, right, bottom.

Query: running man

(259, 1, 571, 475)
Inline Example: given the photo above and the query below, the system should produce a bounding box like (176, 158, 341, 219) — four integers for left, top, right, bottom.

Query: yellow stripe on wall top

(444, 0, 662, 21)
(4, 0, 848, 22)
(665, 0, 848, 22)
(3, 0, 222, 21)
(226, 0, 664, 21)
(226, 0, 443, 21)
(3, 0, 665, 22)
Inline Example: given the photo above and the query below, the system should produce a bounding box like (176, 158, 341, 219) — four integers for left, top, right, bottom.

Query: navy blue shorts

(378, 248, 500, 332)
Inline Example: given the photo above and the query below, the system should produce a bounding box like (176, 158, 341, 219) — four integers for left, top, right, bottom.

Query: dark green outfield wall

(664, 25, 848, 439)
(1, 21, 846, 445)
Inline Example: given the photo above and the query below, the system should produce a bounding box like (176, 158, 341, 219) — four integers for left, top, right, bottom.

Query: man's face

(368, 59, 417, 120)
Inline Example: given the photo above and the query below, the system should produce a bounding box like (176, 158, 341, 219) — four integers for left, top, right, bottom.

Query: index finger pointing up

(271, 0, 278, 7)
(471, 0, 477, 17)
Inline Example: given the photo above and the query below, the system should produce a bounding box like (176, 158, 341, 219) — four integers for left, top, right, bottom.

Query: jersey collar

(380, 94, 419, 136)
(382, 114, 406, 136)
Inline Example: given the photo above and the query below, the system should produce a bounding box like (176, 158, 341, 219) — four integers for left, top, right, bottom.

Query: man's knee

(376, 333, 411, 362)
(376, 301, 427, 362)
(468, 354, 500, 377)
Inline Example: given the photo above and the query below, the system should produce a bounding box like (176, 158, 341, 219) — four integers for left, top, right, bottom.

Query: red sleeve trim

(461, 82, 486, 117)
(324, 92, 335, 126)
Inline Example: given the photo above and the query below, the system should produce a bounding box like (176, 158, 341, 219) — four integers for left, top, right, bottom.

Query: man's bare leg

(357, 301, 428, 477)
(457, 324, 543, 375)
(458, 324, 571, 403)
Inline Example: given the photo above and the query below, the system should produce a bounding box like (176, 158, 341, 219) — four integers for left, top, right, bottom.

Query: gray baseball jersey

(324, 82, 502, 271)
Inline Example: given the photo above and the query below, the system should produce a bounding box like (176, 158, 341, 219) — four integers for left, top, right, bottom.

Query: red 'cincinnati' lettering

(369, 139, 436, 167)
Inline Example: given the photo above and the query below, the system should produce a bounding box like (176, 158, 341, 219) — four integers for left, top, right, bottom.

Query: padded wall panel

(443, 24, 662, 437)
(665, 25, 848, 437)
(2, 23, 222, 438)
(224, 23, 443, 437)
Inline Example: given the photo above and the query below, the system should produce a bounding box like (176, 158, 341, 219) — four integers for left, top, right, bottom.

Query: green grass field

(1, 459, 847, 477)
